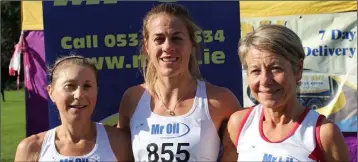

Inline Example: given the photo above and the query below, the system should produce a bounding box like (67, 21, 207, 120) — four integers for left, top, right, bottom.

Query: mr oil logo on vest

(59, 157, 99, 162)
(262, 153, 300, 162)
(150, 122, 190, 139)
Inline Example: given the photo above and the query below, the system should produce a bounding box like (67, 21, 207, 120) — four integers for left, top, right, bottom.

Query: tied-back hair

(48, 54, 98, 86)
(139, 3, 202, 95)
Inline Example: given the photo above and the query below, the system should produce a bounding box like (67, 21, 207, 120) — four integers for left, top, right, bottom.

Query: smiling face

(48, 64, 97, 123)
(246, 48, 302, 109)
(145, 13, 193, 78)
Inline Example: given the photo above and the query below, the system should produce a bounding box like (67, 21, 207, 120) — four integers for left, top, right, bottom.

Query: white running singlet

(236, 104, 325, 162)
(130, 80, 220, 162)
(39, 122, 117, 162)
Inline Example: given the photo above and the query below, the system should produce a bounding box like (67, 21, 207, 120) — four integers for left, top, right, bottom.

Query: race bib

(132, 117, 201, 162)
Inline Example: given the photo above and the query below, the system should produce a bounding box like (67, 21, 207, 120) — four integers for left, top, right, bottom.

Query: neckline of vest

(145, 80, 203, 118)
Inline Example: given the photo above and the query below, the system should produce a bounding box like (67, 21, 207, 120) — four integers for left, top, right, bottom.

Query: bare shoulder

(319, 118, 349, 161)
(319, 118, 344, 143)
(15, 131, 46, 161)
(221, 107, 253, 162)
(125, 84, 146, 96)
(228, 108, 252, 127)
(104, 125, 133, 161)
(228, 108, 252, 132)
(320, 119, 341, 134)
(17, 132, 46, 152)
(206, 81, 242, 115)
(118, 84, 146, 128)
(121, 84, 146, 107)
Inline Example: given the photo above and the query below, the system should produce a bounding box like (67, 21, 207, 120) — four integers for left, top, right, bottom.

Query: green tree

(1, 1, 21, 89)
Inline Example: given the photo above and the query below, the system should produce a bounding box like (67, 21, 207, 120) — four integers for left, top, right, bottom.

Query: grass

(1, 90, 26, 161)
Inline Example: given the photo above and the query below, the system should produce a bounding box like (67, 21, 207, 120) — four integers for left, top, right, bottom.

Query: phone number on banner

(60, 29, 226, 49)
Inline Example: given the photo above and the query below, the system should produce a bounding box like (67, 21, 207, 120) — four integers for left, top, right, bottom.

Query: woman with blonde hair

(15, 55, 133, 161)
(117, 3, 241, 162)
(221, 24, 349, 161)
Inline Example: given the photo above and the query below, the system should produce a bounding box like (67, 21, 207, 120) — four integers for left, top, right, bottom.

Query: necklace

(155, 80, 195, 116)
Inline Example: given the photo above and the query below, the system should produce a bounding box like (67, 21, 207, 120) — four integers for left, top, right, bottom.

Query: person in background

(1, 77, 5, 102)
(117, 3, 242, 162)
(15, 55, 133, 162)
(221, 24, 349, 162)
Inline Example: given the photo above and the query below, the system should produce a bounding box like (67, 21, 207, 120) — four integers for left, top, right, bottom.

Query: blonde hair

(48, 54, 98, 86)
(140, 3, 202, 94)
(238, 24, 305, 73)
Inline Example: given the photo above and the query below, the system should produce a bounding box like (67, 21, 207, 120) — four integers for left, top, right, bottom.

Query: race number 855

(147, 143, 190, 162)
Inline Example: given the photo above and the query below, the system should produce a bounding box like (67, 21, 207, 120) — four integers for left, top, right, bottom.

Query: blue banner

(42, 1, 242, 128)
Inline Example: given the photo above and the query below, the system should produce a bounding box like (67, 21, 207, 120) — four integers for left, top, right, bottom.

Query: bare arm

(117, 85, 145, 129)
(14, 134, 43, 162)
(320, 119, 349, 162)
(205, 83, 243, 161)
(105, 126, 134, 162)
(206, 83, 243, 132)
(117, 89, 132, 129)
(220, 109, 251, 162)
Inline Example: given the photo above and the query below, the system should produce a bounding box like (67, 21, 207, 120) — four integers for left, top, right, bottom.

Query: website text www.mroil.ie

(59, 30, 228, 70)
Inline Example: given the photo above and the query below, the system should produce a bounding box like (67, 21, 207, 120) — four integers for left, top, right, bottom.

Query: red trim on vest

(309, 114, 326, 162)
(259, 108, 309, 143)
(234, 107, 254, 147)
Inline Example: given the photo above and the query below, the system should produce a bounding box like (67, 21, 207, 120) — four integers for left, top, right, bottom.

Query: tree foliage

(1, 1, 21, 66)
(1, 1, 21, 88)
